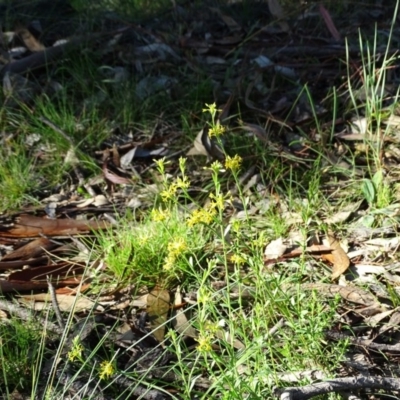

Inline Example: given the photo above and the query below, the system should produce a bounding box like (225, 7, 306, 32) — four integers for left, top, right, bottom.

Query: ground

(0, 0, 400, 399)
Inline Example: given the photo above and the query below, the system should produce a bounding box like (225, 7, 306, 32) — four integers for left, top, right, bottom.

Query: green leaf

(358, 214, 375, 227)
(372, 169, 383, 189)
(362, 179, 376, 205)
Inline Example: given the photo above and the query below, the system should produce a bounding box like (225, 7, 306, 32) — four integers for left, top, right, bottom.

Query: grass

(1, 0, 400, 398)
(0, 141, 39, 211)
(0, 315, 45, 396)
(0, 105, 350, 398)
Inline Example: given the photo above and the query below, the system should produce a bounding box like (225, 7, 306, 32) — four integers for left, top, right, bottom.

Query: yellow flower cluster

(160, 184, 178, 202)
(150, 207, 171, 222)
(196, 333, 212, 352)
(99, 360, 115, 380)
(163, 237, 187, 271)
(176, 176, 190, 189)
(196, 319, 221, 353)
(68, 336, 83, 362)
(230, 253, 246, 265)
(209, 192, 225, 211)
(203, 320, 220, 334)
(203, 102, 219, 117)
(208, 123, 226, 137)
(187, 207, 216, 227)
(210, 160, 223, 172)
(160, 176, 191, 202)
(197, 286, 212, 304)
(225, 154, 242, 171)
(187, 192, 233, 227)
(203, 102, 225, 137)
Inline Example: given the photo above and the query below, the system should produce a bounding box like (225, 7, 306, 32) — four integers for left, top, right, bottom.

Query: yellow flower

(179, 157, 187, 173)
(197, 286, 212, 304)
(208, 122, 225, 137)
(176, 176, 190, 189)
(99, 360, 115, 380)
(138, 232, 151, 245)
(167, 237, 187, 257)
(203, 321, 219, 335)
(209, 161, 223, 173)
(209, 192, 233, 212)
(68, 336, 83, 362)
(225, 154, 242, 171)
(160, 183, 178, 202)
(163, 237, 187, 271)
(154, 157, 168, 175)
(202, 102, 219, 117)
(232, 219, 241, 233)
(209, 193, 225, 211)
(163, 254, 175, 271)
(196, 333, 212, 352)
(151, 207, 170, 222)
(230, 254, 246, 265)
(187, 207, 216, 227)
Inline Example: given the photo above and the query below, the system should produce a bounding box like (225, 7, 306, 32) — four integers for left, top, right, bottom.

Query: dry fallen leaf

(0, 214, 109, 238)
(264, 237, 287, 260)
(187, 127, 224, 161)
(378, 310, 400, 335)
(318, 4, 341, 41)
(325, 233, 350, 279)
(18, 293, 103, 312)
(173, 286, 197, 338)
(214, 328, 245, 350)
(1, 237, 56, 261)
(102, 159, 132, 185)
(15, 26, 45, 52)
(147, 286, 170, 343)
(8, 261, 84, 283)
(266, 0, 290, 32)
(300, 283, 378, 307)
(365, 308, 395, 327)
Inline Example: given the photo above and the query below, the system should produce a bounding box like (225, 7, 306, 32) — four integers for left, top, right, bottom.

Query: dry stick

(0, 40, 75, 77)
(0, 27, 130, 78)
(326, 330, 400, 352)
(276, 376, 400, 400)
(0, 298, 63, 334)
(268, 318, 286, 336)
(47, 276, 65, 330)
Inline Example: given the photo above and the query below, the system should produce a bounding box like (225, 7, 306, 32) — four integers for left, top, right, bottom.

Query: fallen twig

(275, 376, 400, 400)
(47, 276, 65, 330)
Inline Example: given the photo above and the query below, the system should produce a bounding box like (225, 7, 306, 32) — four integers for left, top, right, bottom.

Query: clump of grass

(94, 205, 209, 291)
(0, 139, 40, 212)
(0, 312, 45, 396)
(80, 103, 348, 398)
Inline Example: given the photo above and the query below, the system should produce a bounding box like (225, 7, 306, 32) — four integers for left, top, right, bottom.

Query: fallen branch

(0, 27, 130, 77)
(275, 376, 400, 400)
(0, 39, 80, 77)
